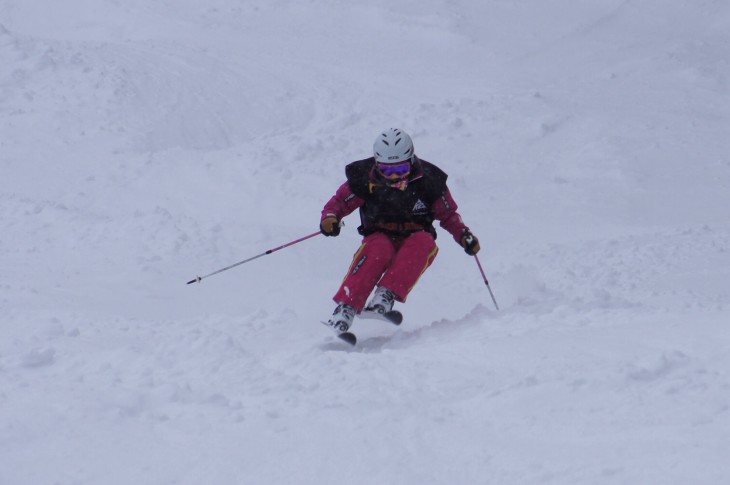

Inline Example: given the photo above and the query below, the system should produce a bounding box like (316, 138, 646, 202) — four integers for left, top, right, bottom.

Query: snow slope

(1, 0, 729, 483)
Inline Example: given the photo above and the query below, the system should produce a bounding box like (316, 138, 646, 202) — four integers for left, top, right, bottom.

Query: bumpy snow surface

(1, 1, 729, 483)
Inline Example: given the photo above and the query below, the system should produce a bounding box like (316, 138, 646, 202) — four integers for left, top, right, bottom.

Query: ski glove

(460, 231, 480, 255)
(320, 214, 341, 237)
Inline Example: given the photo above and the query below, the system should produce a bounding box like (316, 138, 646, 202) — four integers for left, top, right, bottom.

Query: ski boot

(323, 302, 357, 345)
(362, 287, 403, 325)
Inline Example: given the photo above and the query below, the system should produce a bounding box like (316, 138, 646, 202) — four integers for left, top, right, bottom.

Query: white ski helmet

(373, 128, 414, 164)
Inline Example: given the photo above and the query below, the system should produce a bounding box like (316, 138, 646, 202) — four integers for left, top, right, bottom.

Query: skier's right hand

(320, 214, 341, 237)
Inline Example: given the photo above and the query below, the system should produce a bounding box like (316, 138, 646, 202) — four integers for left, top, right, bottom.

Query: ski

(337, 331, 357, 346)
(323, 310, 403, 346)
(321, 320, 357, 346)
(360, 309, 403, 325)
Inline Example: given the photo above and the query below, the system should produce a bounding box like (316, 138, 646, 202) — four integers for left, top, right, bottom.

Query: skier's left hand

(460, 231, 480, 255)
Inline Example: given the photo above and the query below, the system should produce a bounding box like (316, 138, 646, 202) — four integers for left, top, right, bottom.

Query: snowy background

(2, 0, 729, 483)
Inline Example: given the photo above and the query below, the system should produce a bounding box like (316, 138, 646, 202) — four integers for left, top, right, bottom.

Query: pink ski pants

(333, 231, 439, 312)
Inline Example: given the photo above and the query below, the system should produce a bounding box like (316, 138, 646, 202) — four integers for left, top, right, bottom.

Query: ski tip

(387, 311, 403, 325)
(337, 332, 357, 346)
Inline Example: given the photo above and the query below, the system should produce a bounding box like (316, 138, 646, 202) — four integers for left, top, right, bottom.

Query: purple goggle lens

(377, 160, 411, 178)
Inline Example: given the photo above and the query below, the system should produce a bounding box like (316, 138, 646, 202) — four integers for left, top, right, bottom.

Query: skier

(320, 128, 481, 338)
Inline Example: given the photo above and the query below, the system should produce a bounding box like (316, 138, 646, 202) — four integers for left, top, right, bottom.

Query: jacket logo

(412, 199, 428, 213)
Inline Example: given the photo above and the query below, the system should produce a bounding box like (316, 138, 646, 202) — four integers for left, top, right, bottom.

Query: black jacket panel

(345, 157, 448, 238)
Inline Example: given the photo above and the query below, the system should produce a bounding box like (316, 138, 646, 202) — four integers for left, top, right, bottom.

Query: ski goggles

(376, 160, 412, 179)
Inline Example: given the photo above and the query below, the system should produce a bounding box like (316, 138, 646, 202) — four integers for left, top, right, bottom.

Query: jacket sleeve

(433, 186, 470, 243)
(321, 181, 365, 221)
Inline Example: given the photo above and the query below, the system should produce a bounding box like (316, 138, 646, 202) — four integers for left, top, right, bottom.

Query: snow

(1, 0, 729, 483)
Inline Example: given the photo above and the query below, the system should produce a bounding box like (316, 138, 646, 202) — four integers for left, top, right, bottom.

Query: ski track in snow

(2, 0, 730, 483)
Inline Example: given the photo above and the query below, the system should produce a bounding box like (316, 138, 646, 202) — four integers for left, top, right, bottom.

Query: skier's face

(376, 159, 412, 180)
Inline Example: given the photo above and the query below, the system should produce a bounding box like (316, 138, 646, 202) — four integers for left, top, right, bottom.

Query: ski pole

(474, 254, 499, 311)
(186, 231, 321, 284)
